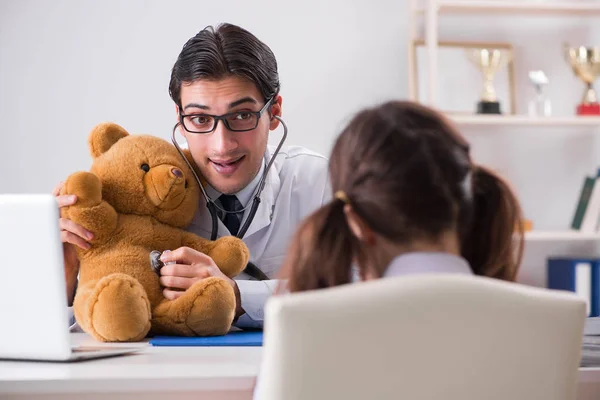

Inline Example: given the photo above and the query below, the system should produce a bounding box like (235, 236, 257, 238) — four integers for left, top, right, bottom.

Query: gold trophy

(564, 44, 600, 115)
(465, 48, 513, 114)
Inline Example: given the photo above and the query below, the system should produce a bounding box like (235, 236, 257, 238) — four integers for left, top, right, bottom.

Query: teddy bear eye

(140, 163, 150, 172)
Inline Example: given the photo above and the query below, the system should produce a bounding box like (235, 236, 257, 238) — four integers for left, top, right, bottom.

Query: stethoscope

(171, 115, 288, 242)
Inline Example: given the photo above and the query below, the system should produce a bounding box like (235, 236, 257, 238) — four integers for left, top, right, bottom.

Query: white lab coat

(188, 145, 331, 328)
(68, 144, 330, 330)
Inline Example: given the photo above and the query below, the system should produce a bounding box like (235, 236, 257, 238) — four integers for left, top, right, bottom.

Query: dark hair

(280, 101, 524, 292)
(168, 23, 280, 108)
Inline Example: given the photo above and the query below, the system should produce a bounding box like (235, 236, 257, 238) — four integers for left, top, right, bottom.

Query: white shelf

(448, 115, 600, 127)
(420, 1, 600, 16)
(525, 230, 600, 242)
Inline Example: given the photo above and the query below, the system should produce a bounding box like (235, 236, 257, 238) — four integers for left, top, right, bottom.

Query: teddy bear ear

(88, 123, 129, 158)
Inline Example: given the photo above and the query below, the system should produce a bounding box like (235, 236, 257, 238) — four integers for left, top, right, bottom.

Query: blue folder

(149, 331, 263, 347)
(548, 257, 600, 317)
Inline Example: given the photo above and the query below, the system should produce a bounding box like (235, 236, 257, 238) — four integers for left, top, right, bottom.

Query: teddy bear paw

(62, 171, 103, 208)
(208, 237, 250, 278)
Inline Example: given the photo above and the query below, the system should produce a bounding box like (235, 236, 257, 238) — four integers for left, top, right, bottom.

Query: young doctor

(278, 100, 525, 292)
(54, 23, 330, 328)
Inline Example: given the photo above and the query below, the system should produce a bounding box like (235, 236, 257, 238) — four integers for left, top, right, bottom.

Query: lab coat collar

(240, 146, 281, 238)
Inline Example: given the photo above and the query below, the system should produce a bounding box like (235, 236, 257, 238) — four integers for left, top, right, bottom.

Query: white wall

(1, 0, 599, 232)
(0, 0, 407, 192)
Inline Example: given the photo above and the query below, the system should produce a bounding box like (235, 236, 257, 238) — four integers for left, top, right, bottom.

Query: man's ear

(174, 104, 189, 141)
(269, 95, 283, 130)
(88, 122, 129, 159)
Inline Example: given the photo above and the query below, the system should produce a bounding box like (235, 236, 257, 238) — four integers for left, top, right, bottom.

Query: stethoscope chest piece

(149, 250, 164, 274)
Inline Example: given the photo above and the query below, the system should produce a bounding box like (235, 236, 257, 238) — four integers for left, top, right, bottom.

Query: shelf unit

(416, 1, 600, 16)
(525, 230, 600, 242)
(449, 115, 600, 127)
(408, 0, 600, 244)
(407, 0, 600, 123)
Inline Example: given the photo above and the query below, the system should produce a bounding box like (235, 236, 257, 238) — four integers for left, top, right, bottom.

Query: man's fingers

(160, 263, 202, 278)
(163, 288, 184, 301)
(53, 181, 77, 207)
(160, 264, 212, 279)
(61, 231, 90, 250)
(159, 275, 196, 290)
(56, 194, 78, 208)
(162, 246, 213, 265)
(52, 181, 65, 196)
(59, 218, 94, 241)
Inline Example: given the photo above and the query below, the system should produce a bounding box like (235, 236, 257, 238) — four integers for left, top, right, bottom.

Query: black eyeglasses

(179, 97, 273, 134)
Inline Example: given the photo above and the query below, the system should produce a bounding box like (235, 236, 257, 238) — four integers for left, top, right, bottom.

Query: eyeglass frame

(179, 97, 274, 134)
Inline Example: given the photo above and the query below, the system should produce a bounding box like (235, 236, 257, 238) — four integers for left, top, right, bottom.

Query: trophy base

(577, 103, 600, 116)
(477, 101, 502, 115)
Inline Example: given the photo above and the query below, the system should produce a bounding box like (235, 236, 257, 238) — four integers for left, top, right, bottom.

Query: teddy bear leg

(78, 273, 152, 342)
(152, 277, 235, 336)
(73, 280, 99, 334)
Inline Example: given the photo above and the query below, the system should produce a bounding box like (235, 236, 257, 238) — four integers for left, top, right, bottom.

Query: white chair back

(259, 274, 586, 400)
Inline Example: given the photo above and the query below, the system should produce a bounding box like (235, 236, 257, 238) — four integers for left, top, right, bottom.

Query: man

(55, 23, 330, 329)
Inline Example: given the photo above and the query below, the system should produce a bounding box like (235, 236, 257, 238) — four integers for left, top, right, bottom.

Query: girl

(279, 101, 524, 291)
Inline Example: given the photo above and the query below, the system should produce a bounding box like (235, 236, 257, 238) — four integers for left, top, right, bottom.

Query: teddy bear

(60, 122, 249, 342)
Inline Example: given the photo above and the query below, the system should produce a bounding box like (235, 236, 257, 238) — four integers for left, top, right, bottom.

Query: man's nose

(212, 121, 238, 153)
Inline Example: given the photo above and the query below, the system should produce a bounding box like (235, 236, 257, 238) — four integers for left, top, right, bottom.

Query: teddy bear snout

(143, 164, 187, 209)
(171, 168, 183, 178)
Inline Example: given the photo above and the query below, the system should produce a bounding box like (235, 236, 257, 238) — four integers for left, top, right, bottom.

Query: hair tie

(334, 190, 350, 205)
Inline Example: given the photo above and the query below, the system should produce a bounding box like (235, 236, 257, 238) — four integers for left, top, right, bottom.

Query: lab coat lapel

(187, 200, 213, 238)
(241, 149, 281, 239)
(188, 198, 230, 239)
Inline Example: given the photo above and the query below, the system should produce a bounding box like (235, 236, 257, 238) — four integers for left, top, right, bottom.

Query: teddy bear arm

(66, 201, 118, 242)
(182, 233, 249, 278)
(180, 232, 216, 254)
(59, 172, 118, 241)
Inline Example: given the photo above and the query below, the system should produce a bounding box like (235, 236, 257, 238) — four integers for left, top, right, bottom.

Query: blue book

(547, 258, 600, 317)
(149, 331, 263, 347)
(593, 260, 600, 318)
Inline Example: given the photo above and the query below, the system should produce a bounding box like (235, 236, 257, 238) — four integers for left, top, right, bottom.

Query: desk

(0, 333, 260, 400)
(1, 333, 599, 400)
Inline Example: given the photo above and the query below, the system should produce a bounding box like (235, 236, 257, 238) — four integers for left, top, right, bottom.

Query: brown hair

(168, 23, 280, 108)
(280, 101, 524, 292)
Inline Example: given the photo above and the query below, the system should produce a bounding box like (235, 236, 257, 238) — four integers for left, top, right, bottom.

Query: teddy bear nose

(171, 168, 183, 178)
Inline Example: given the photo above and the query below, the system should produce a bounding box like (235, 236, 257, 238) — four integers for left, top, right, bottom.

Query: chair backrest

(259, 274, 586, 400)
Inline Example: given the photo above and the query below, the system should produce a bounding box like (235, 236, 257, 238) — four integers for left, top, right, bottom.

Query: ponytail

(278, 199, 360, 293)
(461, 166, 524, 281)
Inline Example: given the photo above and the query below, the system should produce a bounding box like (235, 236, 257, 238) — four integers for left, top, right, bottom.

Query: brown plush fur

(60, 122, 249, 342)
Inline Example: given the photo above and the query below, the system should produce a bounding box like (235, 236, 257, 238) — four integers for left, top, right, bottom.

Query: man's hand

(159, 247, 244, 318)
(53, 181, 94, 305)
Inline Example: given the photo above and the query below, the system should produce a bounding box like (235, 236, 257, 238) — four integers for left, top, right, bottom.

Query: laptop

(0, 194, 141, 362)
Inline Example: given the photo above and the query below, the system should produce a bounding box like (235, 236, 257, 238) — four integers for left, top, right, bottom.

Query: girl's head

(280, 101, 524, 292)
